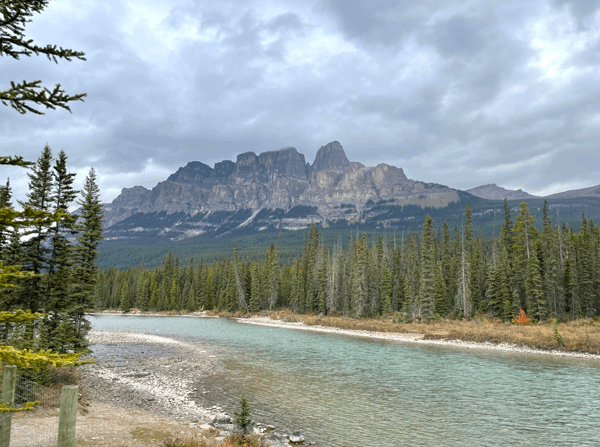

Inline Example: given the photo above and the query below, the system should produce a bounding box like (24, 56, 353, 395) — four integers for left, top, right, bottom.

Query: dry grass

(258, 310, 600, 354)
(163, 434, 262, 447)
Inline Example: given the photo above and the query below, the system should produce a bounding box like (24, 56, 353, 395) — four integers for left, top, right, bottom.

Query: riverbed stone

(289, 431, 305, 444)
(210, 413, 232, 425)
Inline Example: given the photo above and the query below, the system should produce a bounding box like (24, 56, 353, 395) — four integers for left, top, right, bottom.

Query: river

(89, 315, 600, 446)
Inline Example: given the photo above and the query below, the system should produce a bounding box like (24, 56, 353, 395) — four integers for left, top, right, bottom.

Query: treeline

(0, 145, 103, 352)
(95, 200, 600, 321)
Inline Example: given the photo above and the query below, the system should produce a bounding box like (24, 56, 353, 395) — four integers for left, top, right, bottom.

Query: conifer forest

(1, 146, 103, 354)
(94, 201, 600, 322)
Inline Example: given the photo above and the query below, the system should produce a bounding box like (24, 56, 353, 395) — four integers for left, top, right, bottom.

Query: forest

(0, 146, 103, 355)
(94, 200, 600, 322)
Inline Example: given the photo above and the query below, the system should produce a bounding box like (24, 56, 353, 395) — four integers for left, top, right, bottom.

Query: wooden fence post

(57, 385, 78, 447)
(0, 365, 17, 447)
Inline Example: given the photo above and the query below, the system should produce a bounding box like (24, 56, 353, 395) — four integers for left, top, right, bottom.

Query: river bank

(92, 309, 600, 359)
(237, 315, 600, 359)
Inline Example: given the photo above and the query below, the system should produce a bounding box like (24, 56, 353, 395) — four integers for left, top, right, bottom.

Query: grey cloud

(554, 0, 600, 29)
(318, 0, 420, 46)
(431, 16, 487, 56)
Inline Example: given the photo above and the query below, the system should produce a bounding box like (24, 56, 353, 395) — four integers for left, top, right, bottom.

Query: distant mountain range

(102, 141, 600, 243)
(466, 184, 539, 201)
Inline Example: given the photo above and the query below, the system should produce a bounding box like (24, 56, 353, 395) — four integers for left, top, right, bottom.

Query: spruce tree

(47, 150, 78, 311)
(19, 145, 54, 311)
(525, 240, 546, 320)
(249, 260, 261, 312)
(380, 260, 393, 315)
(419, 215, 436, 319)
(434, 259, 450, 316)
(456, 226, 471, 318)
(317, 245, 328, 314)
(119, 278, 130, 312)
(350, 234, 367, 316)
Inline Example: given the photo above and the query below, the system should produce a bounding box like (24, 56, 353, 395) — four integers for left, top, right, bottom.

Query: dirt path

(10, 401, 224, 447)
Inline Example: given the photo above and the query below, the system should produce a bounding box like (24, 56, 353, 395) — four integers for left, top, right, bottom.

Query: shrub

(233, 392, 252, 435)
(512, 309, 530, 325)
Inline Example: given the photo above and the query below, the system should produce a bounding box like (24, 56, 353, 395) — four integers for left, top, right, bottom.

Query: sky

(1, 0, 600, 204)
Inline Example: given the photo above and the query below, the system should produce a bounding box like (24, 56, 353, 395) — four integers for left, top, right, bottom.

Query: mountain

(545, 184, 600, 199)
(102, 141, 461, 240)
(466, 183, 539, 201)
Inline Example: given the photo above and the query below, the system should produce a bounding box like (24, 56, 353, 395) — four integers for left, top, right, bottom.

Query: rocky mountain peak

(311, 141, 350, 174)
(167, 161, 213, 183)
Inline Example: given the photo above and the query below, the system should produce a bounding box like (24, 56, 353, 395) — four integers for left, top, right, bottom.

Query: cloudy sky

(2, 0, 599, 203)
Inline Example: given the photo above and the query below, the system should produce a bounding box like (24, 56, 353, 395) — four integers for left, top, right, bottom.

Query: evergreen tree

(464, 203, 473, 248)
(119, 278, 130, 312)
(525, 240, 546, 320)
(248, 260, 261, 313)
(317, 245, 328, 314)
(380, 260, 393, 316)
(47, 150, 78, 312)
(456, 227, 471, 318)
(419, 215, 436, 319)
(19, 145, 54, 311)
(350, 234, 367, 316)
(434, 259, 450, 316)
(265, 243, 280, 311)
(233, 392, 252, 436)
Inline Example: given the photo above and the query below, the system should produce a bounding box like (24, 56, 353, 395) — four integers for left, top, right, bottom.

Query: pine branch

(0, 80, 86, 114)
(0, 155, 33, 167)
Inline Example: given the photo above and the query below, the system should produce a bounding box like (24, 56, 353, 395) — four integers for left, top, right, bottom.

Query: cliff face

(103, 141, 460, 239)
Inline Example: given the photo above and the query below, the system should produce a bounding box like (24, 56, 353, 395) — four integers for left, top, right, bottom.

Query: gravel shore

(82, 330, 217, 421)
(81, 330, 304, 446)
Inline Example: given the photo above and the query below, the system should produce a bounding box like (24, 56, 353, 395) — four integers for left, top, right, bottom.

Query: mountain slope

(466, 183, 539, 201)
(545, 184, 600, 199)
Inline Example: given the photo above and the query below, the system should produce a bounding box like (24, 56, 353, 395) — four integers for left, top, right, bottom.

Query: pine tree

(69, 168, 102, 344)
(525, 240, 546, 320)
(456, 226, 471, 318)
(434, 259, 450, 316)
(19, 145, 54, 311)
(419, 215, 436, 319)
(404, 234, 420, 319)
(317, 245, 328, 314)
(47, 150, 78, 312)
(464, 203, 473, 248)
(248, 260, 261, 312)
(233, 392, 252, 436)
(119, 278, 130, 312)
(380, 260, 393, 315)
(136, 272, 150, 311)
(499, 199, 513, 257)
(350, 234, 367, 316)
(265, 243, 279, 311)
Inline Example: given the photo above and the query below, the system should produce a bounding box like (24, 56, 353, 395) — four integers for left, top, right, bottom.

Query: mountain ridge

(103, 141, 460, 239)
(102, 141, 600, 242)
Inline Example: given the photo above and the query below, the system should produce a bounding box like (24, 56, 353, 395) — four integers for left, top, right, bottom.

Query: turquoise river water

(89, 315, 600, 447)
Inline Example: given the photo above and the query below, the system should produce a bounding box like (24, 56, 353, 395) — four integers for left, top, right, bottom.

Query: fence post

(57, 385, 78, 447)
(0, 365, 17, 447)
